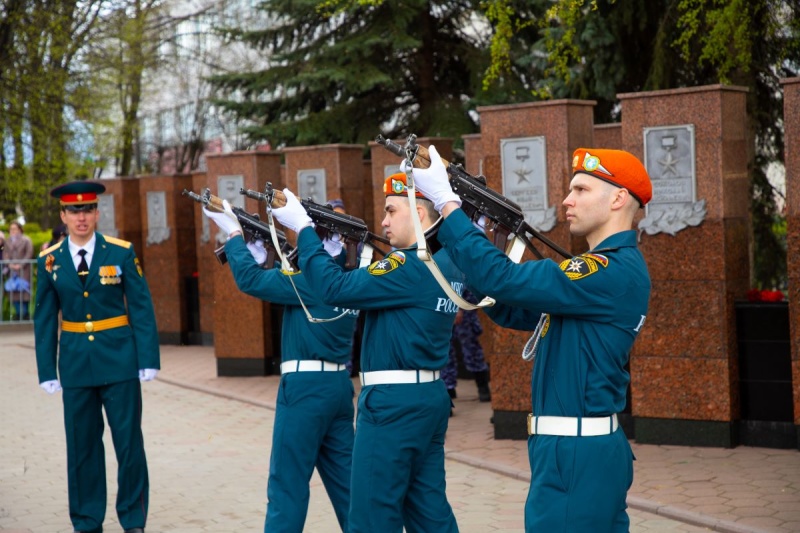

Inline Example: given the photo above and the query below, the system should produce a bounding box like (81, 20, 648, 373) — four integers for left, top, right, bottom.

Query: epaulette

(39, 240, 64, 257)
(104, 235, 132, 249)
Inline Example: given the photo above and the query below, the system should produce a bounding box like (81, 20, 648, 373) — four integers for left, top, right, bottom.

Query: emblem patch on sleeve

(368, 251, 406, 276)
(559, 253, 609, 280)
(135, 258, 143, 277)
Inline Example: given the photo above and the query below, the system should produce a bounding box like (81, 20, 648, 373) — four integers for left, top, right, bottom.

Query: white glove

(404, 145, 461, 212)
(139, 368, 159, 382)
(322, 233, 344, 257)
(203, 199, 242, 236)
(272, 189, 312, 232)
(246, 239, 268, 265)
(40, 380, 62, 394)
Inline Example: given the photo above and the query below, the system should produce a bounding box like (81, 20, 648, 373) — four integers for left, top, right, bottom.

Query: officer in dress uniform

(34, 181, 160, 533)
(409, 146, 652, 532)
(271, 172, 462, 533)
(202, 200, 356, 532)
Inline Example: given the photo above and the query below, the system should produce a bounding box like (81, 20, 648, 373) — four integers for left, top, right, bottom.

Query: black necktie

(77, 249, 89, 284)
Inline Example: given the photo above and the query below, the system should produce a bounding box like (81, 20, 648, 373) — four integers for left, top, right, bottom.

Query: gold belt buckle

(85, 321, 94, 333)
(527, 413, 533, 435)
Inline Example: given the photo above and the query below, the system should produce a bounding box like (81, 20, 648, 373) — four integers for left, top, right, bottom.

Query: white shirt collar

(68, 233, 97, 258)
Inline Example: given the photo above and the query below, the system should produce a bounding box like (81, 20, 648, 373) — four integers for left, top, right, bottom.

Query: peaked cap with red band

(383, 172, 425, 198)
(572, 148, 652, 206)
(50, 180, 106, 208)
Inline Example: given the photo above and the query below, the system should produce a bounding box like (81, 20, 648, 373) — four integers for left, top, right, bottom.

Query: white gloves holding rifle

(203, 199, 243, 237)
(247, 240, 269, 265)
(272, 189, 312, 232)
(402, 145, 461, 213)
(322, 233, 344, 257)
(270, 189, 344, 257)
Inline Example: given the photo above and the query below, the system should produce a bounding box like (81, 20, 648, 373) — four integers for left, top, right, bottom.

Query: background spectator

(3, 220, 34, 320)
(41, 223, 68, 253)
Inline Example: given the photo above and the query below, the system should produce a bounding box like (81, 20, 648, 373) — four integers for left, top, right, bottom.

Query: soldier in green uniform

(203, 200, 356, 532)
(409, 146, 652, 532)
(34, 181, 160, 533)
(271, 173, 462, 533)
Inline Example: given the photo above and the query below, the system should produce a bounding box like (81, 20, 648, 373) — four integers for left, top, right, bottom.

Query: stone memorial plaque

(215, 175, 245, 244)
(639, 124, 706, 236)
(217, 175, 245, 209)
(500, 136, 555, 232)
(97, 194, 118, 237)
(146, 191, 171, 245)
(298, 169, 327, 204)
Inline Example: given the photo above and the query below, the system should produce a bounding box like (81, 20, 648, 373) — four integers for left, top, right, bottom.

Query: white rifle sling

(403, 164, 495, 311)
(265, 205, 349, 324)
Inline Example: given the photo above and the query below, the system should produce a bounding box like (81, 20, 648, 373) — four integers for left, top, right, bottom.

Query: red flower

(747, 289, 785, 302)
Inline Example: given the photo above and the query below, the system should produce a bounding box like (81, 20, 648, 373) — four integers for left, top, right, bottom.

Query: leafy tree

(210, 0, 490, 147)
(0, 0, 104, 226)
(351, 0, 797, 289)
(536, 0, 798, 288)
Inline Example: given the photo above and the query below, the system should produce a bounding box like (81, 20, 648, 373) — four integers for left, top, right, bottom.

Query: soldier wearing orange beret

(410, 146, 652, 533)
(270, 170, 464, 532)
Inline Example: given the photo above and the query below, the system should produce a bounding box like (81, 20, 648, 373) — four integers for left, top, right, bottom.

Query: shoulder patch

(559, 253, 609, 281)
(104, 235, 132, 249)
(39, 240, 64, 257)
(367, 250, 406, 276)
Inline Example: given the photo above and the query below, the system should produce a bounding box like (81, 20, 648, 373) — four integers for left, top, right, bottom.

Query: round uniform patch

(583, 155, 601, 172)
(368, 251, 406, 276)
(392, 180, 406, 194)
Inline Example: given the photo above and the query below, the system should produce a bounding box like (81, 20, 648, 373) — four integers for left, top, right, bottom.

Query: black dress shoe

(124, 529, 144, 533)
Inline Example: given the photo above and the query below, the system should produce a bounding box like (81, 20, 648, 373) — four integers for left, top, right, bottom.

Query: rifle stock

(242, 184, 389, 268)
(375, 134, 571, 260)
(182, 188, 296, 269)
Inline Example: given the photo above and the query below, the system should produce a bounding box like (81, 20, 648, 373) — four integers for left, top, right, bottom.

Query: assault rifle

(182, 188, 296, 269)
(376, 134, 571, 260)
(241, 184, 390, 269)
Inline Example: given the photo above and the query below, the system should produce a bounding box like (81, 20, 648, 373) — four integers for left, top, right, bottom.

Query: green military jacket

(34, 233, 160, 388)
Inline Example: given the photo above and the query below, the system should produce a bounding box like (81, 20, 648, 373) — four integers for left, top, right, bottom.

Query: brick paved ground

(2, 330, 797, 532)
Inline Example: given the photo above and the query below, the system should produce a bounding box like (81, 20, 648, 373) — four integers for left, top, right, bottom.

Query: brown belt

(61, 315, 129, 333)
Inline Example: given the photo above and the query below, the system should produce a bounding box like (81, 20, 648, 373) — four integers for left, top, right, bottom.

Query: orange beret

(572, 148, 652, 206)
(383, 172, 425, 198)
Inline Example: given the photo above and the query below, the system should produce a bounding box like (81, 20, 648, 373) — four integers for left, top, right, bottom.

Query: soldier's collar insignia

(559, 252, 609, 280)
(368, 250, 406, 276)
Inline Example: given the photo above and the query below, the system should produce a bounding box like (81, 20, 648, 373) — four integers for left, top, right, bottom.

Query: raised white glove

(322, 233, 344, 257)
(272, 189, 312, 232)
(40, 379, 62, 394)
(246, 239, 268, 265)
(203, 199, 242, 236)
(404, 145, 461, 212)
(139, 368, 159, 382)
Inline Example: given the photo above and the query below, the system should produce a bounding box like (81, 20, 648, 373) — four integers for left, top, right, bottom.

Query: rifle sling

(403, 164, 495, 311)
(265, 205, 372, 324)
